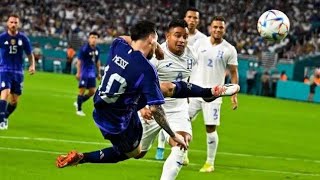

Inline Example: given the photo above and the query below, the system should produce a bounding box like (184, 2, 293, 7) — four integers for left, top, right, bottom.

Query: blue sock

(77, 95, 83, 111)
(0, 100, 7, 123)
(82, 95, 91, 103)
(6, 103, 17, 118)
(171, 81, 212, 98)
(80, 147, 129, 163)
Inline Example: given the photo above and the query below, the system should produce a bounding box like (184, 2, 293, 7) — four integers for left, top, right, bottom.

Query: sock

(160, 146, 185, 180)
(184, 150, 188, 161)
(80, 147, 129, 163)
(0, 100, 7, 123)
(171, 81, 212, 98)
(206, 131, 219, 166)
(77, 95, 83, 111)
(6, 103, 17, 118)
(82, 94, 91, 103)
(157, 130, 166, 149)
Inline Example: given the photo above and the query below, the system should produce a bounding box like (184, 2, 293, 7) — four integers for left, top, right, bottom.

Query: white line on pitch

(1, 135, 320, 164)
(0, 146, 319, 177)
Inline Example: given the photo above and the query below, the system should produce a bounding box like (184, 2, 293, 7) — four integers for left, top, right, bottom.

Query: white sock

(206, 131, 219, 166)
(157, 129, 166, 149)
(160, 146, 185, 180)
(184, 150, 188, 160)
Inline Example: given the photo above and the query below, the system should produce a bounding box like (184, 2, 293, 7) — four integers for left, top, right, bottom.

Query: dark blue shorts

(93, 110, 143, 154)
(78, 77, 96, 89)
(0, 72, 24, 95)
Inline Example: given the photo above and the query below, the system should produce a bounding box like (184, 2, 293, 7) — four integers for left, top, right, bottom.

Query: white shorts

(139, 110, 192, 152)
(188, 98, 221, 126)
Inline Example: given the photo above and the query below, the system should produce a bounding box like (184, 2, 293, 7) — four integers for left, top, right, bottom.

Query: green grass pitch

(0, 72, 319, 180)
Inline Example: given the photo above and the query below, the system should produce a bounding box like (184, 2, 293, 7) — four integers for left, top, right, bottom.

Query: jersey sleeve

(227, 46, 238, 66)
(140, 66, 165, 105)
(23, 36, 32, 55)
(77, 48, 84, 61)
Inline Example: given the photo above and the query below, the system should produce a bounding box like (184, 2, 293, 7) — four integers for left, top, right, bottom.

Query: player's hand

(231, 94, 238, 110)
(155, 42, 164, 60)
(171, 133, 188, 150)
(140, 107, 153, 124)
(28, 65, 35, 75)
(76, 73, 80, 80)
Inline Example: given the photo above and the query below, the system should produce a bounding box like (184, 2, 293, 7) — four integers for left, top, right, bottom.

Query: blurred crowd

(0, 0, 319, 59)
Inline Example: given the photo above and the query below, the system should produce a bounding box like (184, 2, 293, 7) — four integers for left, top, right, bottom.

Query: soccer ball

(257, 10, 290, 42)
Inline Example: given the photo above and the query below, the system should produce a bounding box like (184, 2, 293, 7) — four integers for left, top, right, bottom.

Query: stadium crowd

(0, 0, 319, 59)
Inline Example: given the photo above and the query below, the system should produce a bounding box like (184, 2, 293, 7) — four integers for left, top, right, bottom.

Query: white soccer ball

(257, 10, 290, 42)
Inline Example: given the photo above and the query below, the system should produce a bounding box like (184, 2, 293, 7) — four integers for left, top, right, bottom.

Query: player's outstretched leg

(155, 129, 166, 160)
(203, 84, 240, 102)
(56, 147, 130, 168)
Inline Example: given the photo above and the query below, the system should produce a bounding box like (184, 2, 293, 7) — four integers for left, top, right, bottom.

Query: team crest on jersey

(18, 39, 23, 46)
(4, 41, 8, 45)
(1, 81, 5, 88)
(216, 50, 224, 60)
(10, 39, 16, 45)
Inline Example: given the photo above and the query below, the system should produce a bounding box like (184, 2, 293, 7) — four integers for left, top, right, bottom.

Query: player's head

(210, 16, 226, 40)
(130, 20, 158, 59)
(166, 19, 188, 56)
(88, 31, 99, 47)
(184, 7, 200, 32)
(7, 14, 20, 34)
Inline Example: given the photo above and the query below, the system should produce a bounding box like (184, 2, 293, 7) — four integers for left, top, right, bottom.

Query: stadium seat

(53, 60, 62, 73)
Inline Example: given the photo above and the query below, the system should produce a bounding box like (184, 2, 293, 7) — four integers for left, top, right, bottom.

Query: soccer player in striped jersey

(0, 14, 35, 130)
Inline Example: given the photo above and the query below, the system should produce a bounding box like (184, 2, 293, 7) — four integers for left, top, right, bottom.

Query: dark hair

(89, 31, 99, 38)
(167, 19, 188, 32)
(211, 16, 225, 23)
(184, 7, 201, 18)
(7, 14, 19, 20)
(130, 20, 156, 41)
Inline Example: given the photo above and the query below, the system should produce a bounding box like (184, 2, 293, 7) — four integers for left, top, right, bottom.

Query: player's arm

(27, 53, 35, 75)
(229, 64, 239, 110)
(24, 36, 35, 74)
(76, 59, 81, 80)
(95, 60, 101, 80)
(149, 104, 188, 150)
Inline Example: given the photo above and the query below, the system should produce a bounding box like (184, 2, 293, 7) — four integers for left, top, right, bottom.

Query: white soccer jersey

(189, 37, 238, 103)
(150, 42, 198, 113)
(187, 29, 207, 46)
